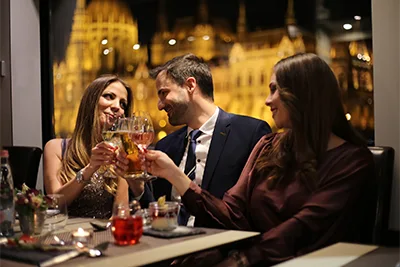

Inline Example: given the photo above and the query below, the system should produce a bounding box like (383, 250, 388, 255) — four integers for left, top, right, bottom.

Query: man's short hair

(149, 53, 214, 100)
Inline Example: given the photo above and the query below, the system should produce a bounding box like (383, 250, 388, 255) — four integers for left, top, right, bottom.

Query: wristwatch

(75, 169, 90, 184)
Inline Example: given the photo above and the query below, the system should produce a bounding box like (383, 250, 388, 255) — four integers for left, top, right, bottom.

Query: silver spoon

(90, 221, 111, 231)
(87, 241, 110, 258)
(88, 248, 103, 257)
(53, 235, 66, 246)
(76, 241, 108, 258)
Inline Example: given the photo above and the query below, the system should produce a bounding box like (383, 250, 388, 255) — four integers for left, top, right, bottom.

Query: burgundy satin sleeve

(183, 139, 374, 266)
(182, 134, 275, 230)
(242, 148, 374, 265)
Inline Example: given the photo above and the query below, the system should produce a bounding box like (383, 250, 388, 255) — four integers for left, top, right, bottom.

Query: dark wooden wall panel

(0, 0, 13, 147)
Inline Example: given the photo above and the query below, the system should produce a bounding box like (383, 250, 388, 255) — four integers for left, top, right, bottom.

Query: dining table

(272, 242, 399, 267)
(1, 217, 260, 267)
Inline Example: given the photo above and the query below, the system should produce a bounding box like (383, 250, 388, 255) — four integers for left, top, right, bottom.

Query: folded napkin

(143, 226, 205, 238)
(0, 246, 79, 267)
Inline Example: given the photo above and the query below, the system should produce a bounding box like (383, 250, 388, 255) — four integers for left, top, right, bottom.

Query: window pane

(46, 0, 373, 144)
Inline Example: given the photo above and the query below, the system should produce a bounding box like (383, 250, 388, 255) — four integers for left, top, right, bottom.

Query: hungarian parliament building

(53, 0, 374, 143)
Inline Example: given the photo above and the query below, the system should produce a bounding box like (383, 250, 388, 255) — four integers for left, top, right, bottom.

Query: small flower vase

(19, 209, 35, 237)
(19, 209, 46, 236)
(34, 210, 46, 234)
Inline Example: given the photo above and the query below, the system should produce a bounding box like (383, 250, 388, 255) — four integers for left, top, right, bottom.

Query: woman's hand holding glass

(97, 114, 122, 177)
(113, 112, 158, 182)
(113, 149, 130, 176)
(144, 150, 180, 180)
(144, 150, 192, 197)
(114, 117, 145, 179)
(88, 114, 130, 180)
(89, 142, 118, 171)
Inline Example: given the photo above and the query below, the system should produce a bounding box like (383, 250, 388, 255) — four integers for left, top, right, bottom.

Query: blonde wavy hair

(59, 75, 133, 195)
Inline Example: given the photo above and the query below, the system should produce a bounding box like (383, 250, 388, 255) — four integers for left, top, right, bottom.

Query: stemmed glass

(132, 111, 156, 181)
(44, 194, 68, 231)
(98, 114, 121, 178)
(116, 117, 145, 179)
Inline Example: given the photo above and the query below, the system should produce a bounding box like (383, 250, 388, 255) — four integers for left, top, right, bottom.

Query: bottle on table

(0, 149, 15, 237)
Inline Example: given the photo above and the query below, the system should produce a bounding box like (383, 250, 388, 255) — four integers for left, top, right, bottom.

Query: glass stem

(142, 145, 150, 176)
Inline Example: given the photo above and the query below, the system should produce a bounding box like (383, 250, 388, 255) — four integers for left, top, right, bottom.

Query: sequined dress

(62, 139, 114, 219)
(68, 175, 114, 219)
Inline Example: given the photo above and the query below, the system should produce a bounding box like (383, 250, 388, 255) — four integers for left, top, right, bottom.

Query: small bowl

(149, 201, 179, 231)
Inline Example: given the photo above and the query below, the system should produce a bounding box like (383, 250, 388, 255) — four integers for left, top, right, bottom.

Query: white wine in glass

(98, 115, 121, 177)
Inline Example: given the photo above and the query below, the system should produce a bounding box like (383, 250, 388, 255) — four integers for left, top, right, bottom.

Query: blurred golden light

(133, 44, 140, 50)
(343, 24, 352, 30)
(136, 83, 145, 100)
(168, 39, 176, 45)
(101, 39, 108, 45)
(136, 92, 144, 101)
(103, 49, 110, 55)
(158, 131, 167, 140)
(158, 120, 167, 128)
(187, 36, 195, 42)
(202, 35, 210, 41)
(126, 64, 134, 72)
(354, 15, 361, 20)
(345, 113, 351, 121)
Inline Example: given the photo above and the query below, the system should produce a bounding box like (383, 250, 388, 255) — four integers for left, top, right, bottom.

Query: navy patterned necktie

(184, 129, 202, 180)
(179, 129, 202, 225)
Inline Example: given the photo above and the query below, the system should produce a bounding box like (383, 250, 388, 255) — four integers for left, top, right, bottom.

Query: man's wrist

(132, 189, 145, 200)
(127, 180, 145, 199)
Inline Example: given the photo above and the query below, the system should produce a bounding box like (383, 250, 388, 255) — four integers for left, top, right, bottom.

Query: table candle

(72, 227, 91, 244)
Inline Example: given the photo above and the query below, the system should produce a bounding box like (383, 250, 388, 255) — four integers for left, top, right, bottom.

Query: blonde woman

(44, 75, 133, 219)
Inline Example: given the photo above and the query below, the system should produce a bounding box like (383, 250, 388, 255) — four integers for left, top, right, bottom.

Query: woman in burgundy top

(145, 53, 375, 266)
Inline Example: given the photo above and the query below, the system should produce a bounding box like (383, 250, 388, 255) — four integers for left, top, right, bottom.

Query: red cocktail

(112, 215, 143, 246)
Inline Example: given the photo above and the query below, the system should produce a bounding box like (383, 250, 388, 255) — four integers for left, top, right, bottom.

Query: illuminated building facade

(53, 0, 374, 142)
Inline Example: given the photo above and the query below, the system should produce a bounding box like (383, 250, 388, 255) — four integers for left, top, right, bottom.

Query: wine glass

(116, 117, 145, 179)
(44, 194, 68, 231)
(98, 114, 121, 178)
(132, 111, 156, 181)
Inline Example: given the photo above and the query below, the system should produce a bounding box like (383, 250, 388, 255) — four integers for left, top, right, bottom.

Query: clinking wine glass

(116, 117, 145, 179)
(98, 114, 122, 178)
(132, 111, 156, 181)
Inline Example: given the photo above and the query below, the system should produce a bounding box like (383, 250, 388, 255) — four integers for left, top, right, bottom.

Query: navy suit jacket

(140, 109, 271, 221)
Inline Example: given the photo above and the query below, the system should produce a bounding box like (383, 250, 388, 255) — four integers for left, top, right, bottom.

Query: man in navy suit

(135, 54, 271, 227)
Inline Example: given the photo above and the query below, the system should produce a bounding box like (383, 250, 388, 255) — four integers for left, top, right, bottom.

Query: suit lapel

(202, 110, 231, 190)
(168, 128, 187, 166)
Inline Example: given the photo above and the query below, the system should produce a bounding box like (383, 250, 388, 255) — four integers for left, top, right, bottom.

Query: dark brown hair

(60, 75, 133, 193)
(255, 53, 365, 190)
(149, 53, 214, 100)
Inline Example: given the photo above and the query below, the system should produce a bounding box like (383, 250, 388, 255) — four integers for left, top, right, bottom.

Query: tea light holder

(71, 227, 91, 244)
